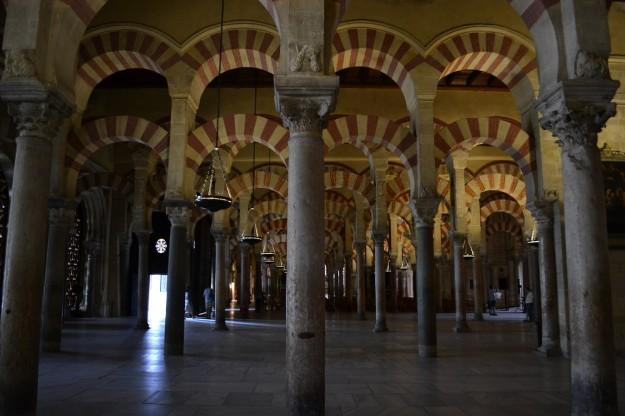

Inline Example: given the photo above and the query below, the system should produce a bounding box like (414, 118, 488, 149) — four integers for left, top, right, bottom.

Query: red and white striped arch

(428, 30, 537, 93)
(486, 212, 524, 245)
(76, 29, 178, 110)
(332, 27, 426, 106)
(325, 115, 418, 176)
(187, 114, 289, 174)
(465, 173, 527, 206)
(66, 116, 169, 197)
(435, 117, 533, 176)
(59, 0, 106, 26)
(324, 168, 374, 204)
(228, 170, 288, 201)
(249, 198, 287, 222)
(481, 198, 525, 226)
(474, 161, 523, 179)
(186, 28, 280, 104)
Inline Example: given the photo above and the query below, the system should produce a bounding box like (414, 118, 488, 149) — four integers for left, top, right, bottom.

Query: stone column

(355, 241, 366, 320)
(212, 229, 229, 331)
(164, 204, 190, 355)
(276, 75, 338, 416)
(528, 199, 561, 356)
(239, 242, 250, 317)
(372, 233, 388, 332)
(411, 194, 439, 357)
(41, 201, 75, 352)
(135, 231, 151, 329)
(451, 232, 470, 332)
(538, 80, 619, 414)
(344, 254, 353, 311)
(472, 252, 485, 321)
(0, 90, 70, 414)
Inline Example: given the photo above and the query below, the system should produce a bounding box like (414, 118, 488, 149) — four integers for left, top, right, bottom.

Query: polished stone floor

(37, 312, 625, 415)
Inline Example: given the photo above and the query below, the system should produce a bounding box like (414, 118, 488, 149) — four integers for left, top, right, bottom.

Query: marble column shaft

(213, 229, 229, 331)
(277, 76, 337, 416)
(538, 83, 619, 415)
(164, 205, 190, 355)
(0, 96, 69, 415)
(41, 203, 74, 352)
(239, 243, 250, 316)
(472, 253, 485, 321)
(373, 233, 388, 332)
(529, 200, 561, 357)
(452, 232, 470, 332)
(355, 242, 366, 320)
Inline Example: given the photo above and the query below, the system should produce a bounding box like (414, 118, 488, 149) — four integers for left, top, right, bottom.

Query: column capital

(212, 228, 230, 243)
(450, 231, 466, 243)
(527, 196, 557, 227)
(0, 80, 72, 141)
(134, 231, 151, 245)
(274, 75, 338, 134)
(166, 202, 191, 228)
(410, 189, 440, 228)
(536, 79, 619, 169)
(372, 232, 386, 244)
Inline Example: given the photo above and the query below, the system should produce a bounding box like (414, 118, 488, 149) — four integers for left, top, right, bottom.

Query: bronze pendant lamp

(195, 0, 233, 212)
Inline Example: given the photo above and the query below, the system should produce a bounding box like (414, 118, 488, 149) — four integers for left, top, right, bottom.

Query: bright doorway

(148, 274, 167, 323)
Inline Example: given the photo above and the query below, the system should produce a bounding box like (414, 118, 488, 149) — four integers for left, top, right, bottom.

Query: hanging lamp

(462, 237, 475, 259)
(194, 0, 232, 212)
(527, 222, 540, 246)
(400, 253, 409, 270)
(385, 258, 392, 273)
(276, 254, 285, 270)
(261, 233, 276, 263)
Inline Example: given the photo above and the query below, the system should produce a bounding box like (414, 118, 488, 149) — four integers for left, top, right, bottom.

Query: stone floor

(37, 313, 625, 415)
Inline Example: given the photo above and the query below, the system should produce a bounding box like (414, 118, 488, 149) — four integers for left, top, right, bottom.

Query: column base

(373, 321, 388, 333)
(418, 344, 437, 358)
(453, 321, 471, 333)
(473, 312, 484, 322)
(536, 344, 562, 358)
(164, 344, 183, 356)
(135, 322, 150, 330)
(214, 322, 229, 331)
(356, 312, 366, 321)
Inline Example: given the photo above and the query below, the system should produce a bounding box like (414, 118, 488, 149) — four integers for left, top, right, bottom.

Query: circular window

(155, 238, 168, 254)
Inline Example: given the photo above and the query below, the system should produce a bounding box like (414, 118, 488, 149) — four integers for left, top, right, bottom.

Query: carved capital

(212, 228, 230, 243)
(410, 189, 440, 228)
(48, 206, 75, 228)
(277, 95, 333, 134)
(2, 49, 37, 80)
(134, 231, 151, 245)
(372, 232, 386, 244)
(274, 75, 339, 135)
(537, 80, 619, 170)
(166, 205, 191, 227)
(8, 101, 66, 141)
(450, 231, 466, 244)
(527, 196, 556, 227)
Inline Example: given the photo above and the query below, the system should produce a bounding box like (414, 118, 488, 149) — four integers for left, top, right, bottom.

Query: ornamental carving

(278, 96, 332, 134)
(2, 49, 37, 80)
(574, 50, 609, 80)
(166, 205, 191, 227)
(527, 198, 555, 227)
(290, 44, 321, 73)
(8, 101, 65, 141)
(540, 101, 616, 170)
(410, 187, 440, 227)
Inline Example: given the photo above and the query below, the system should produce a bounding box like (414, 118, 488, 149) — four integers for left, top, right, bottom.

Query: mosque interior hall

(2, 0, 625, 415)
